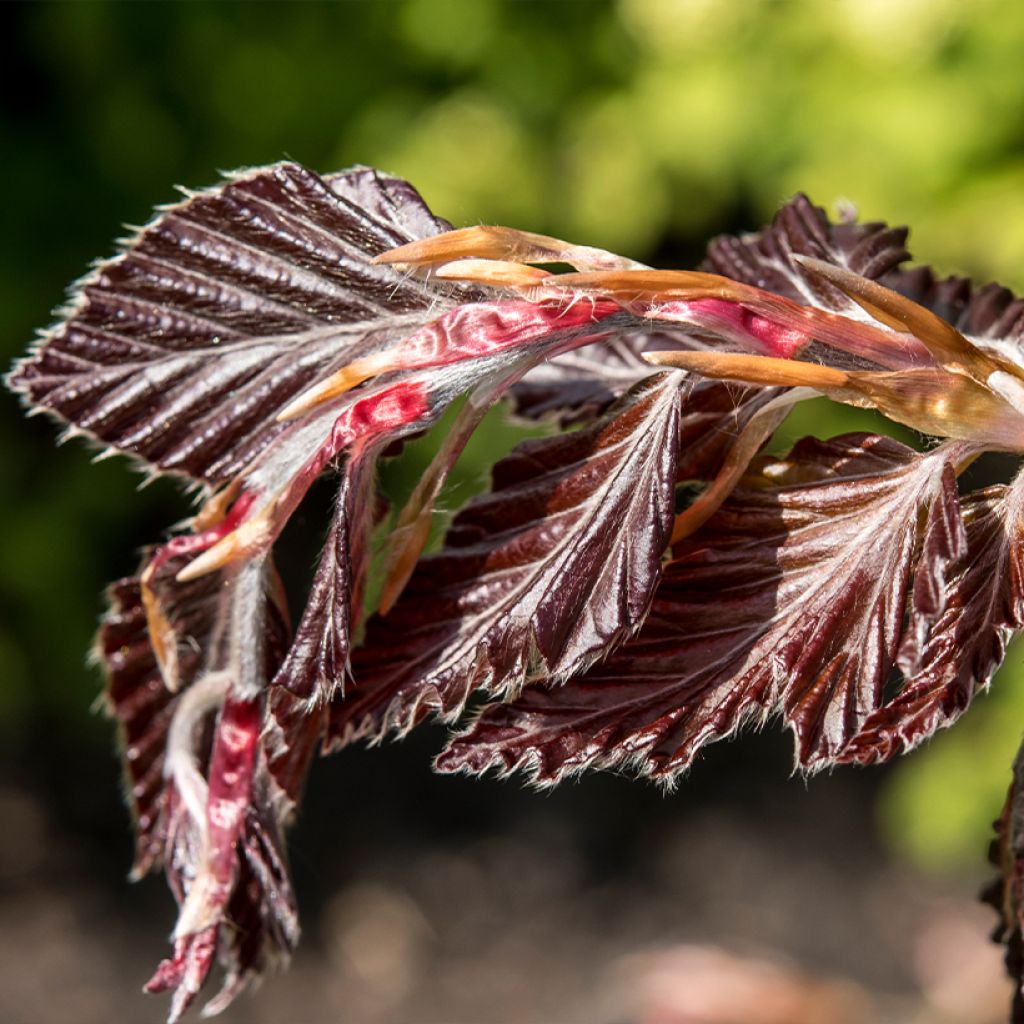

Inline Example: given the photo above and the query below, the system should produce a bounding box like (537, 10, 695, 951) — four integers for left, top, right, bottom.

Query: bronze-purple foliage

(10, 162, 1024, 1020)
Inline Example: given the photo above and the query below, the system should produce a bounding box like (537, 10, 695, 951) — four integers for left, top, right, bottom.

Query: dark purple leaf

(437, 435, 965, 782)
(702, 192, 910, 315)
(127, 455, 378, 1018)
(145, 695, 265, 1021)
(883, 264, 1024, 367)
(841, 476, 1024, 764)
(327, 370, 687, 748)
(197, 810, 299, 1019)
(8, 162, 476, 486)
(509, 340, 646, 422)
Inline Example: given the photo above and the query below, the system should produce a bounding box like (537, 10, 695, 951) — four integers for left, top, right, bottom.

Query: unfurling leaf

(15, 164, 1024, 1021)
(99, 549, 296, 1020)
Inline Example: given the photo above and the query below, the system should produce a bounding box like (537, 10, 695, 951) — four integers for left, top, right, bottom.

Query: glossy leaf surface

(16, 167, 1024, 1022)
(330, 371, 687, 747)
(438, 435, 969, 781)
(9, 163, 475, 486)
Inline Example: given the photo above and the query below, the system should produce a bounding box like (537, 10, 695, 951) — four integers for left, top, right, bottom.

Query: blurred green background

(5, 0, 1024, 930)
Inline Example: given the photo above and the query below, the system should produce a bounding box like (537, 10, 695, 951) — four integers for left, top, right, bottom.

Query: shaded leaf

(261, 457, 378, 819)
(378, 353, 545, 614)
(674, 381, 780, 483)
(146, 695, 264, 1021)
(271, 456, 376, 704)
(196, 810, 299, 1019)
(438, 434, 964, 782)
(984, 740, 1024, 1024)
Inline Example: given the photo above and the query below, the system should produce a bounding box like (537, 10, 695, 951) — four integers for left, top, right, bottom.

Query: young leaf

(145, 695, 266, 1021)
(840, 476, 1024, 764)
(99, 545, 288, 870)
(437, 435, 967, 781)
(99, 545, 305, 1019)
(7, 162, 478, 486)
(702, 192, 910, 313)
(328, 370, 687, 747)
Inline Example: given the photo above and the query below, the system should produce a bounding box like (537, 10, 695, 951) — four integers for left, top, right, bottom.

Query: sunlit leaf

(328, 371, 687, 747)
(841, 478, 1024, 764)
(438, 435, 967, 781)
(8, 162, 477, 485)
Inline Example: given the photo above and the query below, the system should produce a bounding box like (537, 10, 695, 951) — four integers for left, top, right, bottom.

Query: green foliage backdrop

(5, 0, 1024, 871)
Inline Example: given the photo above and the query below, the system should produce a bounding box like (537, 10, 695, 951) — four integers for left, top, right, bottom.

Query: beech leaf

(8, 162, 476, 486)
(841, 477, 1024, 764)
(328, 370, 687, 747)
(437, 434, 967, 782)
(703, 192, 911, 316)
